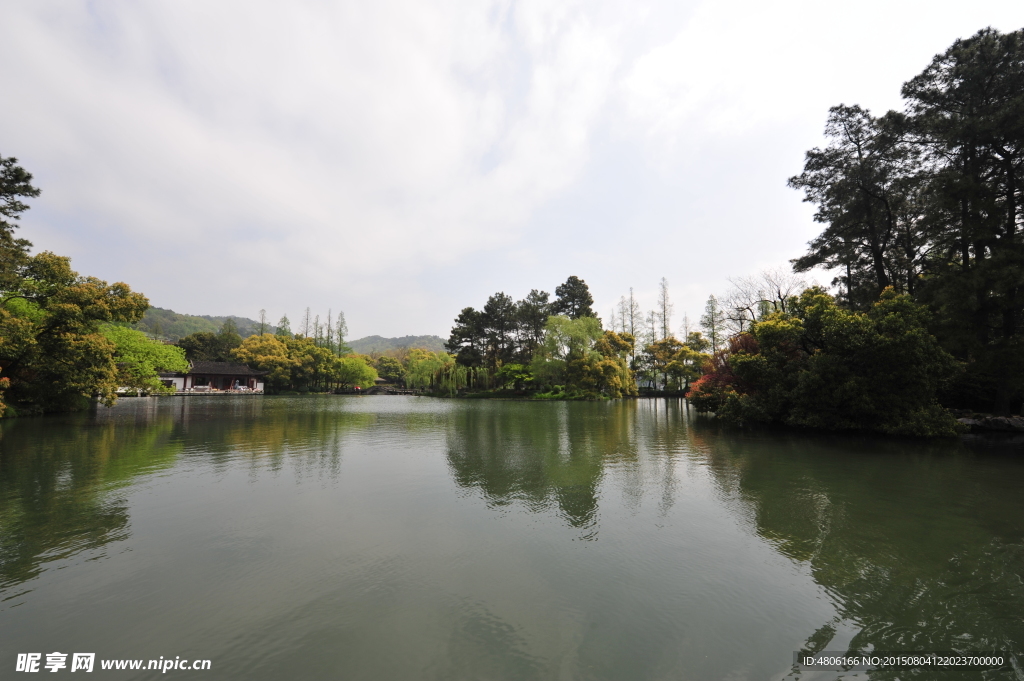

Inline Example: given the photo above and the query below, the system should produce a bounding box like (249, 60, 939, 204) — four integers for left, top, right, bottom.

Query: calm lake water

(1, 396, 1022, 680)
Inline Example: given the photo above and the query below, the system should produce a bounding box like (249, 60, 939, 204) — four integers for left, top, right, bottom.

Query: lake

(1, 396, 1022, 679)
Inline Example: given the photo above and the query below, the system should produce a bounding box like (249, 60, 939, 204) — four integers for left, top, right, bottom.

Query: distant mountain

(348, 335, 446, 354)
(134, 307, 443, 353)
(133, 307, 273, 341)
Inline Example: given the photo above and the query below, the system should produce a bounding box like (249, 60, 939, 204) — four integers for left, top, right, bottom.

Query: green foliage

(792, 28, 1024, 413)
(374, 356, 406, 384)
(100, 325, 188, 392)
(0, 370, 9, 418)
(692, 288, 962, 436)
(530, 316, 636, 398)
(405, 349, 467, 395)
(530, 315, 603, 387)
(335, 356, 377, 389)
(644, 336, 710, 391)
(231, 333, 377, 392)
(495, 363, 532, 390)
(232, 334, 295, 391)
(552, 275, 596, 319)
(789, 104, 919, 306)
(283, 337, 338, 391)
(0, 251, 149, 413)
(700, 295, 726, 353)
(568, 330, 637, 398)
(131, 307, 271, 341)
(349, 335, 445, 355)
(0, 155, 40, 293)
(446, 288, 554, 377)
(276, 315, 291, 337)
(177, 330, 239, 363)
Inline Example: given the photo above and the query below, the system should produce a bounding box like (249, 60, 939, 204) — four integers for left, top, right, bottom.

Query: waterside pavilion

(160, 361, 267, 393)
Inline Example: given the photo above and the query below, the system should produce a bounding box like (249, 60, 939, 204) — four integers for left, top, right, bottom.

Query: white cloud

(1, 0, 1022, 336)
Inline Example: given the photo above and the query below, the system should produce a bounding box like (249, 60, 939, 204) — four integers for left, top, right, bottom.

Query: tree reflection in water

(445, 402, 610, 537)
(0, 396, 371, 602)
(3, 395, 1022, 680)
(692, 426, 1024, 679)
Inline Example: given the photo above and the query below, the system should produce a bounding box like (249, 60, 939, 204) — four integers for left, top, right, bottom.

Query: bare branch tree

(723, 268, 807, 334)
(301, 307, 312, 338)
(656, 277, 674, 340)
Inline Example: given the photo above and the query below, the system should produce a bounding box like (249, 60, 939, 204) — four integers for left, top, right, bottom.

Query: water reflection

(696, 429, 1024, 677)
(0, 409, 181, 594)
(0, 397, 375, 602)
(1, 395, 1022, 680)
(444, 402, 616, 535)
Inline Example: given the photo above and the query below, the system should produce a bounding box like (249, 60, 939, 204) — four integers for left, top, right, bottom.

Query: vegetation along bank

(2, 28, 1022, 438)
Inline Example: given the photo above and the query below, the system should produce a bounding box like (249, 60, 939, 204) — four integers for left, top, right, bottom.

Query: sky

(2, 1, 1023, 340)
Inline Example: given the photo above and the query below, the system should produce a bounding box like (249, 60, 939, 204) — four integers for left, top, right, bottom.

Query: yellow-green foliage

(335, 356, 377, 389)
(232, 334, 295, 389)
(100, 325, 188, 393)
(531, 316, 637, 398)
(232, 334, 378, 391)
(405, 349, 467, 395)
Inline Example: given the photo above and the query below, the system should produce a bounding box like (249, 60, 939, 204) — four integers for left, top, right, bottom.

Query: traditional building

(160, 361, 266, 393)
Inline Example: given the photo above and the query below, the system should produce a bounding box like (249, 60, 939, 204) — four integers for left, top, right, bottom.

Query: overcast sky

(3, 1, 1023, 339)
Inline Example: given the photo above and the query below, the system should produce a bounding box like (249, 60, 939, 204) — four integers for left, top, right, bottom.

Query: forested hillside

(348, 335, 446, 354)
(133, 307, 272, 340)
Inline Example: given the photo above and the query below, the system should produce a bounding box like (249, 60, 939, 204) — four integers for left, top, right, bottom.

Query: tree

(334, 311, 350, 355)
(684, 331, 711, 353)
(789, 105, 922, 306)
(700, 295, 726, 353)
(689, 288, 961, 436)
(258, 309, 267, 335)
(446, 307, 486, 368)
(101, 325, 188, 392)
(566, 330, 637, 398)
(531, 315, 602, 386)
(902, 28, 1024, 413)
(616, 288, 642, 365)
(552, 276, 596, 319)
(276, 314, 291, 337)
(0, 251, 149, 413)
(791, 27, 1024, 413)
(482, 292, 517, 369)
(335, 356, 377, 389)
(645, 336, 684, 390)
(515, 289, 550, 362)
(285, 337, 336, 391)
(177, 332, 220, 362)
(404, 350, 467, 395)
(0, 156, 41, 291)
(374, 356, 405, 384)
(232, 334, 295, 392)
(218, 318, 242, 353)
(529, 318, 636, 398)
(656, 277, 673, 340)
(177, 324, 240, 363)
(723, 268, 807, 333)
